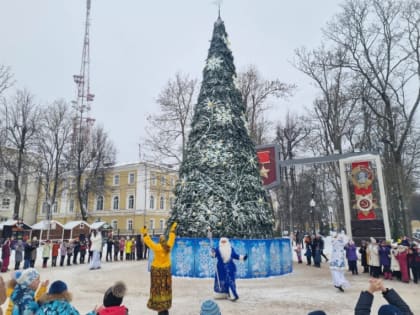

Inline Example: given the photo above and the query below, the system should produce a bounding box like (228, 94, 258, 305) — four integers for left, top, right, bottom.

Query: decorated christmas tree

(167, 15, 274, 239)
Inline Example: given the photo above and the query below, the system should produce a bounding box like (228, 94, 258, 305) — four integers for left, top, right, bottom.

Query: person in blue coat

(354, 278, 413, 315)
(36, 280, 80, 315)
(211, 237, 247, 301)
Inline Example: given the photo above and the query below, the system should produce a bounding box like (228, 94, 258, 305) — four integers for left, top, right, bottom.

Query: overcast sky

(0, 0, 343, 163)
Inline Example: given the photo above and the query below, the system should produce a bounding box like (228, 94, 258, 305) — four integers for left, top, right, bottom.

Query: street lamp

(328, 206, 333, 233)
(309, 198, 316, 234)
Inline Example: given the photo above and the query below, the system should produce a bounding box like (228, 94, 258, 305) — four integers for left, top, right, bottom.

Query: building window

(160, 196, 164, 210)
(149, 196, 154, 209)
(128, 195, 134, 209)
(4, 179, 13, 189)
(151, 175, 156, 185)
(112, 220, 118, 230)
(96, 176, 105, 187)
(52, 202, 58, 213)
(170, 177, 175, 186)
(160, 175, 166, 186)
(96, 196, 104, 211)
(113, 174, 120, 185)
(160, 219, 164, 232)
(69, 199, 74, 212)
(1, 198, 10, 209)
(113, 196, 119, 210)
(149, 219, 155, 230)
(128, 173, 135, 184)
(42, 201, 48, 214)
(169, 197, 174, 209)
(127, 219, 133, 231)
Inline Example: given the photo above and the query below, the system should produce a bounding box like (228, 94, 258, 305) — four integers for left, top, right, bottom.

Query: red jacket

(98, 305, 128, 315)
(52, 243, 60, 257)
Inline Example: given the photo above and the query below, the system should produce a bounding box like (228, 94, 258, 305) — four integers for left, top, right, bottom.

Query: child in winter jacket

(87, 281, 128, 315)
(36, 280, 80, 315)
(10, 268, 42, 315)
(5, 270, 48, 315)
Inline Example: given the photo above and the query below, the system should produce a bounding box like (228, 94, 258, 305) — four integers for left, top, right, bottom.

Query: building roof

(63, 220, 90, 229)
(90, 221, 107, 229)
(0, 219, 17, 228)
(32, 220, 64, 230)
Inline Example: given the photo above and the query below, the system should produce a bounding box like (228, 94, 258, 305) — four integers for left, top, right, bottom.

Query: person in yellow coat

(4, 270, 49, 315)
(125, 237, 132, 261)
(141, 222, 177, 315)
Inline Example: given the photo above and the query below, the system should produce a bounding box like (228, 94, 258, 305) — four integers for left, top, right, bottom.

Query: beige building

(36, 161, 177, 236)
(0, 164, 39, 224)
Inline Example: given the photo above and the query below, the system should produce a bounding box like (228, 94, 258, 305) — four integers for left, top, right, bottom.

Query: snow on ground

(1, 239, 419, 315)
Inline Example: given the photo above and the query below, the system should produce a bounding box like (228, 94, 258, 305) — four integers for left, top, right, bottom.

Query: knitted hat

(103, 281, 127, 307)
(48, 280, 68, 295)
(378, 304, 403, 315)
(12, 270, 22, 280)
(16, 268, 39, 286)
(200, 299, 221, 315)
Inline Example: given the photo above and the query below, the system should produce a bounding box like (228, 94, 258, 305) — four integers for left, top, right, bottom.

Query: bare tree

(0, 89, 40, 219)
(274, 112, 312, 233)
(67, 120, 116, 221)
(35, 99, 72, 220)
(144, 72, 197, 164)
(0, 65, 14, 96)
(323, 0, 420, 235)
(237, 65, 296, 145)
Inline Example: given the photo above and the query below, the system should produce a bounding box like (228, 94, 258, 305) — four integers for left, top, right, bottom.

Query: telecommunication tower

(72, 0, 95, 143)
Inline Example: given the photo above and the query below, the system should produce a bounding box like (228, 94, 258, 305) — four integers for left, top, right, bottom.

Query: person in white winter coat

(89, 229, 102, 270)
(390, 244, 401, 281)
(367, 237, 380, 278)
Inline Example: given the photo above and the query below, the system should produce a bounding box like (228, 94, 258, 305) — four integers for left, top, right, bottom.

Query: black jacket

(354, 288, 413, 315)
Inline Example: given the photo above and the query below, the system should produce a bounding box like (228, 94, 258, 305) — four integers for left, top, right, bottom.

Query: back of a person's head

(200, 299, 221, 315)
(308, 311, 327, 315)
(378, 304, 403, 315)
(103, 281, 127, 307)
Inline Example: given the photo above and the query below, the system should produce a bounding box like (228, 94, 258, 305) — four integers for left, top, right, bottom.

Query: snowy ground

(2, 240, 420, 315)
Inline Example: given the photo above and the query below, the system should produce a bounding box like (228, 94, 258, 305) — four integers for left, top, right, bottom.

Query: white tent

(63, 221, 90, 240)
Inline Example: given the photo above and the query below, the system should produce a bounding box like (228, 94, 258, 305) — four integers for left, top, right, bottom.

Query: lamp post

(328, 206, 333, 233)
(309, 198, 316, 234)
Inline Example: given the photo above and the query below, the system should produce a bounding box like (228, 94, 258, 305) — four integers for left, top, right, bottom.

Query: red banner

(351, 161, 376, 220)
(256, 145, 280, 189)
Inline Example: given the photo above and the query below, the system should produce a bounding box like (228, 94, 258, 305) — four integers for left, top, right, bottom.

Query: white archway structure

(278, 151, 391, 240)
(339, 153, 391, 240)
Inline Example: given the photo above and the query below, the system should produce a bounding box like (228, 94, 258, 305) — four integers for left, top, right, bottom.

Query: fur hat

(48, 280, 68, 295)
(200, 299, 221, 315)
(16, 268, 39, 286)
(370, 237, 377, 244)
(103, 281, 127, 307)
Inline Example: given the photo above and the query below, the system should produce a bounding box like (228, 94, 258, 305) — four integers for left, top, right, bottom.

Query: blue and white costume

(212, 237, 246, 301)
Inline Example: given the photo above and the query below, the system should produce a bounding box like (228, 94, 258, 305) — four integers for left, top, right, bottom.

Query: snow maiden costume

(142, 222, 177, 315)
(329, 233, 350, 292)
(211, 237, 247, 301)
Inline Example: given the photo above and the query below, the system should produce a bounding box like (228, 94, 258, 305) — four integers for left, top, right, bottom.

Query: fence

(149, 237, 293, 278)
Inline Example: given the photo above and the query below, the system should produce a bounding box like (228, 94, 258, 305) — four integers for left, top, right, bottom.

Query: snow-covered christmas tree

(168, 15, 274, 239)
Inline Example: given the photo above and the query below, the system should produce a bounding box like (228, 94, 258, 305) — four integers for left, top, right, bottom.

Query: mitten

(170, 222, 178, 232)
(141, 226, 148, 236)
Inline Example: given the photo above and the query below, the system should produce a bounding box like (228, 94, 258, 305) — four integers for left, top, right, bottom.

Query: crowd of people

(0, 226, 417, 314)
(293, 231, 419, 314)
(296, 232, 420, 286)
(0, 231, 150, 274)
